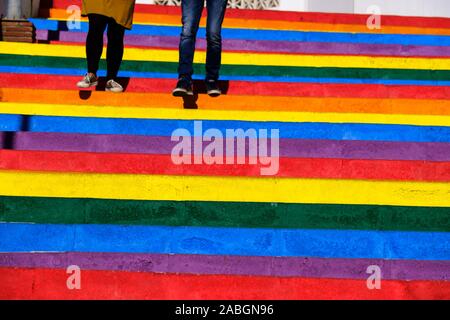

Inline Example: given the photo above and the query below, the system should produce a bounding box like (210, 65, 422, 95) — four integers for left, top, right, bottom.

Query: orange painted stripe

(48, 9, 450, 36)
(2, 88, 450, 116)
(1, 267, 449, 299)
(1, 150, 449, 182)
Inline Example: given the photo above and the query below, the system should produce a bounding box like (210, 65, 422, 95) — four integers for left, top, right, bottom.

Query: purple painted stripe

(3, 131, 450, 161)
(0, 252, 448, 281)
(36, 30, 450, 57)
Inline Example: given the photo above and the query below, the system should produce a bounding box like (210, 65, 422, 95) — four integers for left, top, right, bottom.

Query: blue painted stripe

(29, 18, 450, 46)
(0, 114, 23, 131)
(2, 66, 450, 86)
(0, 223, 448, 260)
(1, 114, 450, 143)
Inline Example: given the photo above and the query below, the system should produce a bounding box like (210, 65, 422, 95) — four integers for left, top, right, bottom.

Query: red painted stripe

(44, 0, 450, 29)
(1, 150, 449, 182)
(1, 73, 449, 99)
(1, 267, 448, 299)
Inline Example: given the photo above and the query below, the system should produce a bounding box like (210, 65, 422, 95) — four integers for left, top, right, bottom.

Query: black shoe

(172, 77, 194, 97)
(205, 79, 221, 97)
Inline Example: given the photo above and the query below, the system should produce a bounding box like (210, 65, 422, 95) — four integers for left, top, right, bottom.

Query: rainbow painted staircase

(0, 0, 450, 299)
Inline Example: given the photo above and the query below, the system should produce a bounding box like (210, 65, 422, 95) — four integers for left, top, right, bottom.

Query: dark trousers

(178, 0, 227, 81)
(86, 14, 125, 80)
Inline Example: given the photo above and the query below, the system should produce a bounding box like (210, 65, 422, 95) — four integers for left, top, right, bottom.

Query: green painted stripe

(1, 54, 450, 80)
(0, 196, 448, 232)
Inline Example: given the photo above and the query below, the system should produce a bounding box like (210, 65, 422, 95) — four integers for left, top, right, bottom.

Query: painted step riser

(36, 30, 450, 58)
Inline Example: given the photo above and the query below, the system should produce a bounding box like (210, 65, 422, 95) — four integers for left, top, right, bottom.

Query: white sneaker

(106, 79, 124, 93)
(77, 73, 98, 88)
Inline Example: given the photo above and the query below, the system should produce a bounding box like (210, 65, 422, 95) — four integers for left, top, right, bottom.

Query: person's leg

(177, 0, 204, 79)
(106, 18, 125, 81)
(86, 14, 108, 77)
(205, 0, 227, 81)
(173, 0, 204, 96)
(77, 14, 108, 88)
(104, 18, 126, 93)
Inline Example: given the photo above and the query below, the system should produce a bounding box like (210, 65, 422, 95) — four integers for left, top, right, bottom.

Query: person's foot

(105, 79, 124, 93)
(205, 79, 221, 97)
(77, 73, 98, 88)
(172, 77, 194, 97)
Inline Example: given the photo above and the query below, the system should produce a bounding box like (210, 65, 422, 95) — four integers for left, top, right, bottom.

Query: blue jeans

(177, 0, 227, 81)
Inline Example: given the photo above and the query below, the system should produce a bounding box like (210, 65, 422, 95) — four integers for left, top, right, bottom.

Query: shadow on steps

(2, 115, 30, 150)
(78, 78, 230, 110)
(193, 79, 230, 95)
(38, 0, 54, 19)
(79, 77, 131, 100)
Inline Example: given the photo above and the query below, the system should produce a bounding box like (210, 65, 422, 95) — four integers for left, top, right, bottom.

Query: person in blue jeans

(172, 0, 227, 98)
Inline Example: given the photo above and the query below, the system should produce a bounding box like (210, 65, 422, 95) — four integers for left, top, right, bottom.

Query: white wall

(354, 0, 450, 18)
(278, 0, 450, 18)
(278, 0, 307, 11)
(307, 0, 354, 13)
(1, 0, 41, 19)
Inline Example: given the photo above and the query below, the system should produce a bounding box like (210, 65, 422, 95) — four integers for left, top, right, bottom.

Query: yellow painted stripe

(3, 102, 450, 127)
(1, 42, 449, 70)
(1, 170, 449, 207)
